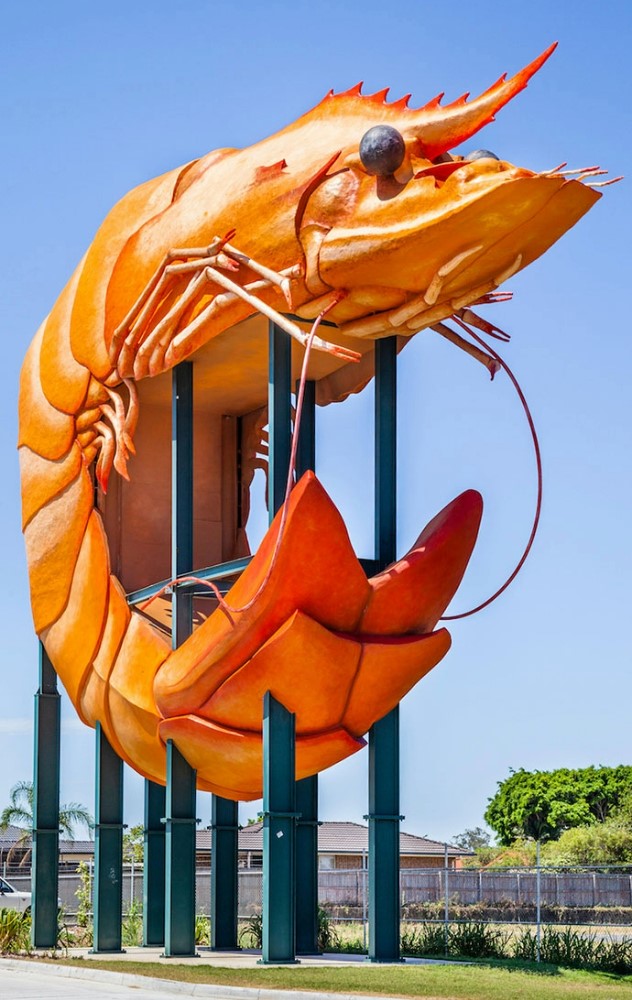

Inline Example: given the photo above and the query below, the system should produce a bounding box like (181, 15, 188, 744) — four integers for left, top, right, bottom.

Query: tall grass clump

(0, 908, 31, 954)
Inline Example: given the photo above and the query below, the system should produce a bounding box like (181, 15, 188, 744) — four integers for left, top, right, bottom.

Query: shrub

(195, 915, 210, 946)
(121, 899, 142, 947)
(239, 912, 262, 948)
(449, 920, 508, 959)
(0, 908, 31, 954)
(317, 906, 341, 952)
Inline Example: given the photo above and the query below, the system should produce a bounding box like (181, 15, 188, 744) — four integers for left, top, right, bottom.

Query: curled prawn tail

(19, 280, 171, 784)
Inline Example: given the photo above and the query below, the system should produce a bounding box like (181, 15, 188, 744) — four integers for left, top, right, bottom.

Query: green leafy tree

(122, 823, 144, 863)
(485, 767, 632, 845)
(542, 821, 632, 866)
(0, 780, 93, 862)
(452, 826, 492, 852)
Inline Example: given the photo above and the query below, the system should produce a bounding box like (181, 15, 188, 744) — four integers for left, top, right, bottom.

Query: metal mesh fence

(3, 862, 632, 926)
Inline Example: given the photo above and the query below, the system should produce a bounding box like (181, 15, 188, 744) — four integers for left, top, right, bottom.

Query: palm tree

(0, 780, 93, 864)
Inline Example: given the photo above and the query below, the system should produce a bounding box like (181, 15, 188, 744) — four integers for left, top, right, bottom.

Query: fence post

(536, 841, 541, 963)
(444, 844, 449, 957)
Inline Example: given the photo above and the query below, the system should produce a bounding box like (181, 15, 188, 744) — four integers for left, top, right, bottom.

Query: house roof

(2, 820, 469, 858)
(0, 825, 92, 853)
(198, 820, 467, 857)
(0, 825, 31, 849)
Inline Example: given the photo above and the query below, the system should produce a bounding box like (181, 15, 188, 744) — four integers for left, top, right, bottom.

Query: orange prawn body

(18, 47, 605, 799)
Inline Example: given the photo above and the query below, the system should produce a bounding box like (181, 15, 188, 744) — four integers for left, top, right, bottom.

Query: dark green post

(295, 775, 319, 954)
(31, 643, 60, 949)
(93, 722, 124, 953)
(368, 336, 402, 962)
(172, 362, 194, 647)
(260, 324, 298, 963)
(268, 320, 292, 514)
(143, 780, 166, 946)
(294, 377, 319, 955)
(164, 361, 198, 957)
(210, 795, 239, 949)
(164, 740, 197, 957)
(261, 692, 298, 964)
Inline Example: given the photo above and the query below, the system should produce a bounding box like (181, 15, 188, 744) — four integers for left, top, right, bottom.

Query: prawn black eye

(359, 125, 406, 176)
(464, 149, 500, 161)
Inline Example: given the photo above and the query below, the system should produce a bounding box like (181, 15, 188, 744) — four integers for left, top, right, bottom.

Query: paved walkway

(0, 952, 448, 1000)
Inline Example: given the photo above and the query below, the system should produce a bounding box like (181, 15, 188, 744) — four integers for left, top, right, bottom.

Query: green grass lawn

(41, 957, 632, 999)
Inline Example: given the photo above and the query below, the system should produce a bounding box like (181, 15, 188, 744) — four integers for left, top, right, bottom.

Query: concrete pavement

(0, 951, 447, 1000)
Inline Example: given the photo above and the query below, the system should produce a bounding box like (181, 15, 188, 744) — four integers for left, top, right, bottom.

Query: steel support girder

(93, 722, 124, 953)
(210, 796, 239, 949)
(164, 740, 197, 957)
(262, 691, 298, 964)
(268, 320, 292, 516)
(164, 362, 198, 957)
(294, 376, 319, 956)
(368, 336, 402, 963)
(295, 776, 319, 955)
(143, 780, 166, 947)
(31, 643, 61, 949)
(172, 362, 194, 647)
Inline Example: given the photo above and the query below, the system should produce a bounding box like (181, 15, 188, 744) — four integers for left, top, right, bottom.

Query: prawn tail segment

(19, 305, 172, 784)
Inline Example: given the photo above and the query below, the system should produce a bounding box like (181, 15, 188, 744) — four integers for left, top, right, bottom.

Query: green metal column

(93, 722, 124, 953)
(261, 692, 298, 964)
(31, 643, 60, 949)
(210, 795, 239, 949)
(260, 323, 298, 963)
(172, 361, 194, 646)
(164, 360, 198, 957)
(295, 775, 319, 954)
(268, 320, 292, 514)
(164, 740, 197, 957)
(368, 336, 402, 962)
(294, 377, 319, 955)
(143, 780, 165, 946)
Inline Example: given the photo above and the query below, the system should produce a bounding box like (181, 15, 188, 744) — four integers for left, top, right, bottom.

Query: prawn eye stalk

(19, 44, 616, 798)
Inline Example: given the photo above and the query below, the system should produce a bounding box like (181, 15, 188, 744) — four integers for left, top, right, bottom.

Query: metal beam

(164, 740, 197, 957)
(143, 780, 165, 947)
(368, 336, 402, 962)
(210, 796, 239, 950)
(31, 643, 60, 949)
(268, 320, 292, 517)
(260, 325, 296, 964)
(294, 376, 319, 956)
(261, 692, 298, 964)
(93, 722, 124, 953)
(164, 361, 198, 957)
(295, 776, 319, 955)
(172, 361, 194, 646)
(295, 378, 315, 483)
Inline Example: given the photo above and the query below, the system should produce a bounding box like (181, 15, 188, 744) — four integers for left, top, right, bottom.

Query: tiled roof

(3, 820, 469, 857)
(0, 826, 93, 852)
(0, 825, 31, 848)
(198, 820, 466, 856)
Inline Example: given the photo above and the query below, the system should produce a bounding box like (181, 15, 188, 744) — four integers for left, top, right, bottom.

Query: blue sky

(1, 0, 630, 843)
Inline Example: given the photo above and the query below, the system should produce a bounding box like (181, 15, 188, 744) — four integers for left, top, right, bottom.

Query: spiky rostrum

(99, 43, 614, 388)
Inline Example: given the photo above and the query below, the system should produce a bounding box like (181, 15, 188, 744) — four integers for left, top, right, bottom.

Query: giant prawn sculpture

(19, 44, 613, 800)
